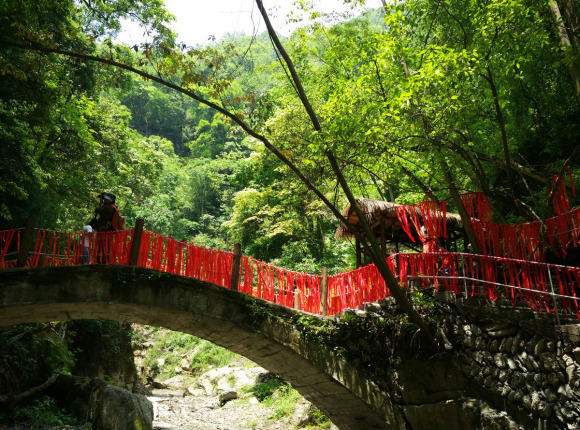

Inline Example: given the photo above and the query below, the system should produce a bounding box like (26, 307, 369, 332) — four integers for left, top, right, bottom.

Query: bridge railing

(2, 227, 580, 320)
(327, 252, 580, 320)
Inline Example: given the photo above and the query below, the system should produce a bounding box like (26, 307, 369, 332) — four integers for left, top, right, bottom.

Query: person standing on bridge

(82, 224, 93, 264)
(93, 192, 119, 231)
(420, 225, 452, 276)
(420, 225, 442, 254)
(92, 192, 124, 263)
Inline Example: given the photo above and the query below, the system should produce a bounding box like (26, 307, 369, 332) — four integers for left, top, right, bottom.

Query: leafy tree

(121, 79, 190, 156)
(4, 0, 578, 338)
(0, 0, 434, 338)
(0, 324, 74, 400)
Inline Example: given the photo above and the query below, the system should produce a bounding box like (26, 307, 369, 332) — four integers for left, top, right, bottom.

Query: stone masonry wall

(450, 297, 580, 429)
(353, 293, 580, 429)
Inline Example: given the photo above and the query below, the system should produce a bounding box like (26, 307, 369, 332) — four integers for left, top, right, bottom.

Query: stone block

(559, 325, 580, 344)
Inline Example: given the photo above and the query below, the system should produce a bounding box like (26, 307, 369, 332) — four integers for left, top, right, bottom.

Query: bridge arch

(0, 265, 403, 430)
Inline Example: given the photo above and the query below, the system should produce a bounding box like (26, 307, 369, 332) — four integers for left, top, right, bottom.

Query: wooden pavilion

(334, 198, 466, 267)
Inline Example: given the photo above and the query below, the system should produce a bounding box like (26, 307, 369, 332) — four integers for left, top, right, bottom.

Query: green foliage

(0, 324, 75, 397)
(0, 0, 579, 280)
(292, 309, 443, 377)
(410, 292, 436, 309)
(139, 326, 238, 379)
(264, 382, 302, 422)
(68, 320, 134, 380)
(241, 374, 302, 421)
(242, 373, 286, 401)
(306, 408, 332, 428)
(10, 396, 80, 428)
(188, 341, 238, 376)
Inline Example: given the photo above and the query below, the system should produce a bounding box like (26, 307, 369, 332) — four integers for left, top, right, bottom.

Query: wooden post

(320, 267, 328, 316)
(129, 218, 145, 266)
(390, 244, 399, 280)
(380, 218, 386, 260)
(294, 289, 301, 310)
(230, 243, 242, 291)
(17, 216, 35, 267)
(355, 237, 361, 268)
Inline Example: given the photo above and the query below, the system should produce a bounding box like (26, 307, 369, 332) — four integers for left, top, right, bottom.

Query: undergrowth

(0, 395, 84, 429)
(136, 326, 238, 379)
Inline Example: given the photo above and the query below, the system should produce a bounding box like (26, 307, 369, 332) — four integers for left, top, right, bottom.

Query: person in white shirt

(82, 224, 93, 264)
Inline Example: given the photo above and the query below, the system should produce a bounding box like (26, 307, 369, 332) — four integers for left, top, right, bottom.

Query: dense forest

(1, 0, 579, 272)
(1, 0, 580, 423)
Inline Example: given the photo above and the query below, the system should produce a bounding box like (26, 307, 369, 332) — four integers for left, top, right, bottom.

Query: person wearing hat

(82, 223, 93, 264)
(93, 192, 121, 264)
(93, 192, 117, 232)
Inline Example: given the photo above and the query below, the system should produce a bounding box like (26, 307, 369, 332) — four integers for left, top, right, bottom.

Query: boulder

(192, 366, 269, 396)
(219, 390, 238, 405)
(163, 374, 194, 390)
(46, 374, 153, 430)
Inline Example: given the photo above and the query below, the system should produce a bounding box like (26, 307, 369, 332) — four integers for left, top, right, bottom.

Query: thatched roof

(334, 198, 464, 243)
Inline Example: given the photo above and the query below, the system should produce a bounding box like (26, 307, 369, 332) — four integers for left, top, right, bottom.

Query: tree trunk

(439, 157, 481, 254)
(255, 0, 434, 343)
(549, 0, 580, 104)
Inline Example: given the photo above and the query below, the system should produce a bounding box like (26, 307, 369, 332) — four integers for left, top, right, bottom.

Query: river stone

(525, 372, 535, 384)
(557, 371, 566, 383)
(506, 357, 518, 370)
(511, 334, 522, 355)
(562, 354, 575, 368)
(540, 401, 553, 417)
(488, 327, 518, 338)
(573, 347, 580, 363)
(403, 398, 483, 430)
(522, 394, 532, 410)
(474, 351, 486, 365)
(498, 369, 509, 383)
(494, 353, 507, 368)
(480, 409, 521, 429)
(531, 392, 541, 412)
(463, 336, 474, 348)
(558, 385, 571, 400)
(499, 385, 510, 398)
(194, 365, 269, 397)
(527, 337, 538, 354)
(47, 374, 153, 430)
(502, 337, 513, 353)
(151, 379, 167, 389)
(95, 384, 153, 430)
(218, 390, 238, 405)
(548, 372, 560, 387)
(540, 352, 558, 372)
(187, 387, 205, 396)
(364, 302, 382, 313)
(545, 388, 558, 403)
(566, 365, 579, 385)
(164, 374, 195, 390)
(291, 399, 318, 427)
(471, 325, 482, 337)
(463, 324, 472, 336)
(510, 372, 525, 390)
(484, 375, 495, 388)
(527, 355, 540, 372)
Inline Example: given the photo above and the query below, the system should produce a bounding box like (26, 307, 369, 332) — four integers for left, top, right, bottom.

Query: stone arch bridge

(0, 265, 402, 430)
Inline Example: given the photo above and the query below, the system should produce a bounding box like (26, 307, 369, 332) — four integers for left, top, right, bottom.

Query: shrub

(11, 395, 80, 428)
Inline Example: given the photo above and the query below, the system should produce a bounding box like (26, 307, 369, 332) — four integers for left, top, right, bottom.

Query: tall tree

(0, 0, 434, 338)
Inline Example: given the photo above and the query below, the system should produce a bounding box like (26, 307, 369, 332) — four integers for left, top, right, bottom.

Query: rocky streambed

(147, 365, 329, 430)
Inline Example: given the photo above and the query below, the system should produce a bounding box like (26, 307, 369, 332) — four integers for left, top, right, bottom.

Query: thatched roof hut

(335, 198, 465, 265)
